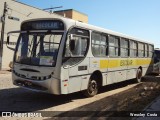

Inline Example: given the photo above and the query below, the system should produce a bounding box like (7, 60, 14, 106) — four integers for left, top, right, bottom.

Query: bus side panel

(141, 58, 151, 76)
(127, 58, 137, 80)
(60, 67, 69, 94)
(106, 72, 115, 84)
(68, 77, 82, 93)
(89, 57, 108, 86)
(119, 58, 128, 82)
(107, 58, 126, 83)
(80, 75, 90, 90)
(67, 58, 90, 93)
(136, 58, 153, 75)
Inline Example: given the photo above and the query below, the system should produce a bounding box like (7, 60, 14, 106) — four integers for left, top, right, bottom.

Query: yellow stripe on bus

(137, 59, 153, 65)
(100, 60, 108, 69)
(100, 59, 153, 69)
(108, 60, 120, 68)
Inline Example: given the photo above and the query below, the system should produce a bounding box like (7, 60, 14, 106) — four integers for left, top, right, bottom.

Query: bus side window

(108, 35, 119, 57)
(92, 32, 101, 56)
(100, 35, 108, 56)
(144, 44, 148, 57)
(92, 32, 108, 57)
(149, 45, 154, 57)
(138, 43, 144, 58)
(120, 38, 129, 57)
(64, 28, 89, 57)
(70, 36, 88, 56)
(130, 40, 138, 57)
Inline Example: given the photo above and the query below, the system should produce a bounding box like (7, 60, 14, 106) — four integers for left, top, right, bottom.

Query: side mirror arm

(6, 33, 15, 51)
(7, 34, 10, 45)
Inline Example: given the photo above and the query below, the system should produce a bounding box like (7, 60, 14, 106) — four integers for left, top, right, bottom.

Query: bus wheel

(136, 68, 142, 82)
(83, 79, 98, 97)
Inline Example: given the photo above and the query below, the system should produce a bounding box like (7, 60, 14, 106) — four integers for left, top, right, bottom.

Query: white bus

(7, 18, 154, 97)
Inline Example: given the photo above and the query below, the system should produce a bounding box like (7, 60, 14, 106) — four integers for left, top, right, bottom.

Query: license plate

(25, 81, 32, 86)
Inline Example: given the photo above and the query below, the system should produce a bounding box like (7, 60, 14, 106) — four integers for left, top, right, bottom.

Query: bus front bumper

(12, 73, 61, 95)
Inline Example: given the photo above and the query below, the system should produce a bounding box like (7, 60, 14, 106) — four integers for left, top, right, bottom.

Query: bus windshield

(15, 32, 63, 67)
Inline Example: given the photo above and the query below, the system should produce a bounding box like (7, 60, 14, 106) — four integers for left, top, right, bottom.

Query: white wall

(0, 0, 61, 69)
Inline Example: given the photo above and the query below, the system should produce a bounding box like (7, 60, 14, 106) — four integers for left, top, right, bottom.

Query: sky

(17, 0, 160, 48)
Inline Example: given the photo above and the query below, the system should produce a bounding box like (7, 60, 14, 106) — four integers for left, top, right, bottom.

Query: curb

(0, 70, 11, 74)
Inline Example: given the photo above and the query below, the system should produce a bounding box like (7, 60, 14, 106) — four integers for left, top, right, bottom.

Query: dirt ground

(49, 76, 160, 120)
(0, 71, 160, 120)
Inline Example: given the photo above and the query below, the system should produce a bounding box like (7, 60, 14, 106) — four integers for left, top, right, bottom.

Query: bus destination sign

(21, 20, 64, 31)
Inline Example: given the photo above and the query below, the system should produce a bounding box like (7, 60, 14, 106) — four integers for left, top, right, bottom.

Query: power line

(8, 8, 33, 18)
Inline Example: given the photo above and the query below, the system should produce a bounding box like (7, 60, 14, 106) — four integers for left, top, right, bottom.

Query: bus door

(63, 28, 90, 93)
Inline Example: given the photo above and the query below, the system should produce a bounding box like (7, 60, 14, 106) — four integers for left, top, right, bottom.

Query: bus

(153, 49, 160, 75)
(7, 18, 154, 97)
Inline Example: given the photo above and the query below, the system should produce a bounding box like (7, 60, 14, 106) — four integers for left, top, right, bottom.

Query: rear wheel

(136, 68, 142, 82)
(83, 79, 98, 97)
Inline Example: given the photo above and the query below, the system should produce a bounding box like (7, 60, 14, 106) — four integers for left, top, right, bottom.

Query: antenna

(43, 6, 63, 13)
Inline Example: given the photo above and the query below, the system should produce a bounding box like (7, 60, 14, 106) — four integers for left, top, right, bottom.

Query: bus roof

(75, 20, 154, 45)
(21, 17, 154, 45)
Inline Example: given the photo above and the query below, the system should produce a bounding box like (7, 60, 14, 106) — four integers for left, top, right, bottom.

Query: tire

(136, 68, 142, 82)
(83, 79, 98, 97)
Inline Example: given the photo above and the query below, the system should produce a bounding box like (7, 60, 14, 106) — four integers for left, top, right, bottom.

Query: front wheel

(136, 68, 142, 82)
(83, 79, 98, 97)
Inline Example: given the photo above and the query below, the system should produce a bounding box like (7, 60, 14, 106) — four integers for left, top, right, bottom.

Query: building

(54, 9, 88, 23)
(0, 0, 88, 70)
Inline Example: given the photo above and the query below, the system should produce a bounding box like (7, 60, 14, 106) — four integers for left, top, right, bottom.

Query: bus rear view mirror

(6, 33, 15, 51)
(6, 30, 23, 51)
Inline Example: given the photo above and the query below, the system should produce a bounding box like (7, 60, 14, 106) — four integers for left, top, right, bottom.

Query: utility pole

(0, 2, 7, 70)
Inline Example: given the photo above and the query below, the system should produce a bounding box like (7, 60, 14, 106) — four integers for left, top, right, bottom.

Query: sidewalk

(0, 70, 11, 74)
